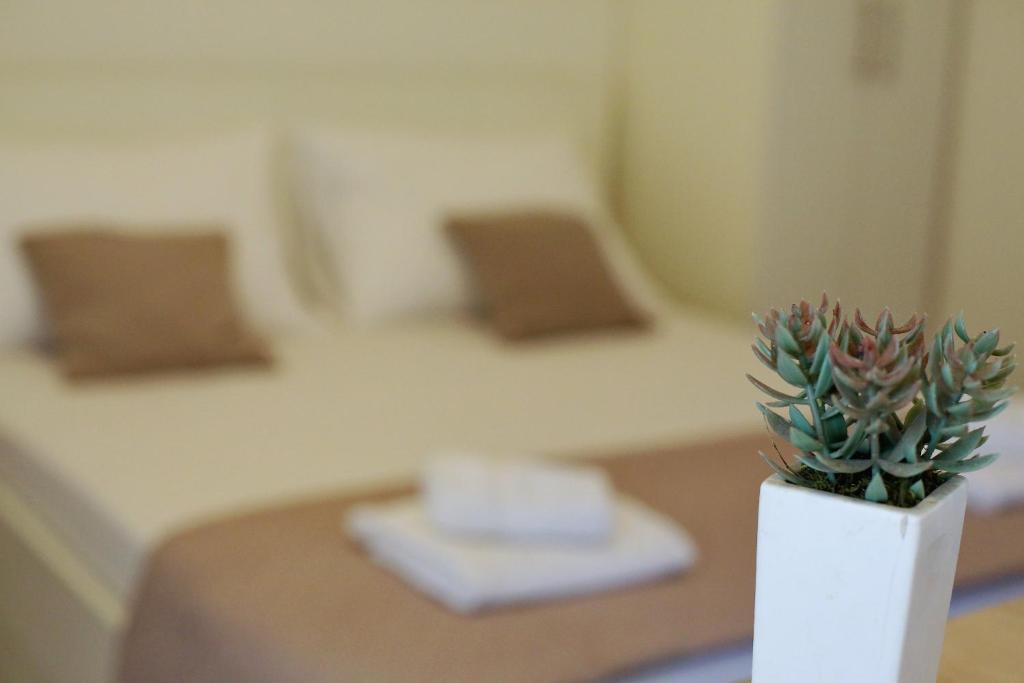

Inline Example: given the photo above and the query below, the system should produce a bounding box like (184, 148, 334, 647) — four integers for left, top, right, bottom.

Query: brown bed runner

(119, 433, 1024, 683)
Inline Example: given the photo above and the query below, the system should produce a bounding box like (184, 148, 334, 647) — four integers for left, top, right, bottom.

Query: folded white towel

(422, 454, 613, 542)
(967, 414, 1024, 513)
(346, 497, 696, 613)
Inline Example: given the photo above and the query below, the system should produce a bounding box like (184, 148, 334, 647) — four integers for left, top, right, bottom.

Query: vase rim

(762, 473, 967, 519)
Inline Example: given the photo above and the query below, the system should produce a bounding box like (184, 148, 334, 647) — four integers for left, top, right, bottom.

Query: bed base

(0, 477, 121, 683)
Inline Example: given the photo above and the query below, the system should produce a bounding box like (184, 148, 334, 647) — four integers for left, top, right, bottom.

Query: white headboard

(0, 0, 620, 182)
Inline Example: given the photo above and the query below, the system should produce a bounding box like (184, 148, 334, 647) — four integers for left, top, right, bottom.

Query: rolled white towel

(422, 454, 613, 542)
(346, 496, 696, 613)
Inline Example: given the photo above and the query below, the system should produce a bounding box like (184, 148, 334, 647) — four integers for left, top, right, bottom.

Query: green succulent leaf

(789, 427, 823, 453)
(977, 334, 1002, 359)
(757, 403, 791, 440)
(904, 402, 924, 431)
(810, 334, 830, 376)
(942, 319, 955, 345)
(984, 364, 1017, 386)
(888, 409, 927, 463)
(747, 374, 807, 404)
(964, 352, 980, 377)
(934, 428, 986, 463)
(910, 480, 926, 499)
(822, 405, 843, 419)
(822, 411, 848, 445)
(865, 470, 889, 503)
(965, 386, 1017, 404)
(814, 357, 833, 398)
(970, 401, 1011, 422)
(946, 401, 977, 420)
(941, 364, 957, 392)
(758, 450, 807, 485)
(809, 315, 825, 341)
(928, 336, 942, 378)
(796, 453, 833, 473)
(775, 324, 801, 356)
(832, 364, 868, 392)
(814, 453, 873, 474)
(992, 343, 1016, 357)
(752, 344, 774, 370)
(939, 424, 970, 440)
(954, 312, 970, 343)
(935, 453, 999, 473)
(888, 380, 922, 411)
(878, 460, 933, 477)
(788, 405, 815, 437)
(776, 352, 807, 387)
(765, 399, 800, 408)
(924, 382, 941, 416)
(831, 420, 868, 459)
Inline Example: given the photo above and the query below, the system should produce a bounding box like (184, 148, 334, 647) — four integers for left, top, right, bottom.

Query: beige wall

(0, 1, 619, 177)
(755, 0, 954, 320)
(2, 0, 1019, 334)
(618, 0, 953, 320)
(0, 1, 612, 70)
(944, 0, 1024, 343)
(618, 1, 775, 317)
(619, 0, 1021, 340)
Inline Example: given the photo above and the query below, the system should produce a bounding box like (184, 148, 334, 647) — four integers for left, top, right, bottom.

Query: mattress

(0, 308, 760, 598)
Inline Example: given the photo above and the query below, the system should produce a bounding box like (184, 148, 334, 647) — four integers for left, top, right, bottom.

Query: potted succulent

(748, 295, 1016, 683)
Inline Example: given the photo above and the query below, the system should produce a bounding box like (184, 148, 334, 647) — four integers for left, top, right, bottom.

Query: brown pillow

(20, 229, 271, 379)
(447, 211, 648, 340)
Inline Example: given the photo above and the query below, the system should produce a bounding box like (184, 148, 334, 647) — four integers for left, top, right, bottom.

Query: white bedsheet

(0, 309, 759, 597)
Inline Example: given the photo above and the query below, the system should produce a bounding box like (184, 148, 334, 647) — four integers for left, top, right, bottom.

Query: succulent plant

(750, 294, 1017, 507)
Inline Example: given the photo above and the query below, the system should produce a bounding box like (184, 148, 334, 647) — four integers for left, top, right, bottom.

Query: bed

(0, 309, 762, 682)
(2, 13, 764, 674)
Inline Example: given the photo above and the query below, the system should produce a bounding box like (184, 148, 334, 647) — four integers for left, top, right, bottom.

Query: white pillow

(0, 128, 310, 346)
(292, 129, 665, 324)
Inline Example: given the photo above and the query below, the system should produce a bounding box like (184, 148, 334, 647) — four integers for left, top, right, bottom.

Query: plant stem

(923, 388, 962, 461)
(922, 418, 945, 462)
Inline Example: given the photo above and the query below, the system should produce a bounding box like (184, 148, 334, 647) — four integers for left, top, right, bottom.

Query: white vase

(751, 474, 968, 683)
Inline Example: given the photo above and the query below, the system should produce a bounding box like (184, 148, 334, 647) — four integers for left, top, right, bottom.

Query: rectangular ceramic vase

(751, 474, 968, 683)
